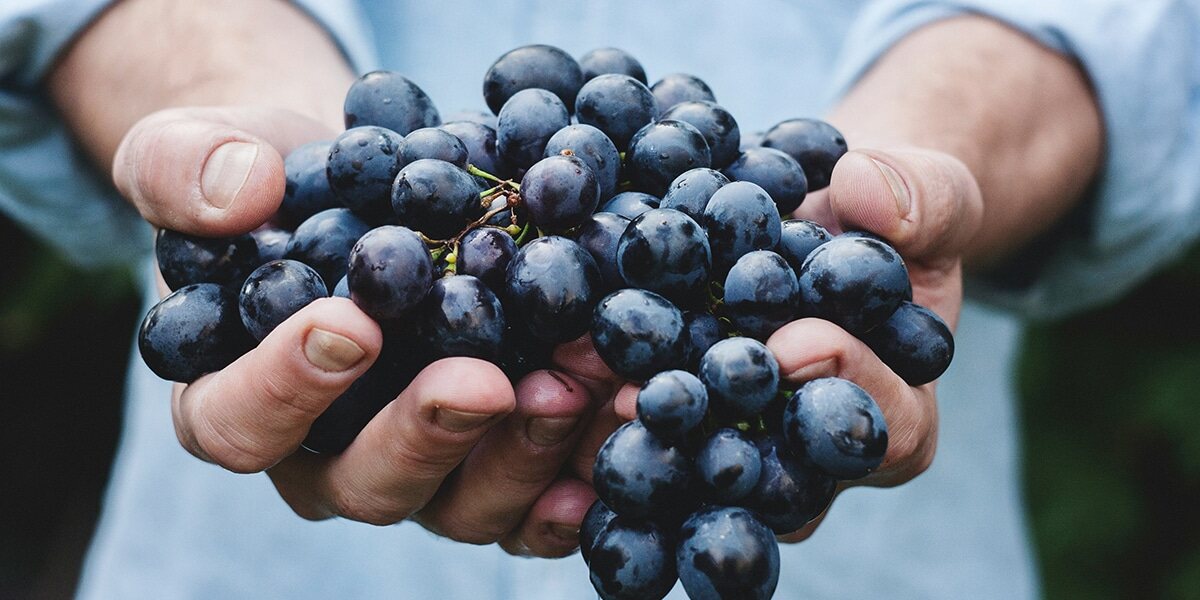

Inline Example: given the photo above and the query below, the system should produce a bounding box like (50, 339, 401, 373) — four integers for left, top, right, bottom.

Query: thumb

(112, 106, 337, 236)
(811, 148, 983, 262)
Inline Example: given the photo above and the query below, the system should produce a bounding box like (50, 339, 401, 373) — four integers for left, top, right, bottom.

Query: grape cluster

(137, 44, 956, 599)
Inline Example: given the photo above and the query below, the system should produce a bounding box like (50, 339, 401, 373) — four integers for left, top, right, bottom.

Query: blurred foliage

(1019, 242, 1200, 600)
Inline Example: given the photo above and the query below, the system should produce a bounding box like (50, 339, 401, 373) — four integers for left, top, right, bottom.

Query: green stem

(467, 164, 504, 184)
(514, 222, 533, 245)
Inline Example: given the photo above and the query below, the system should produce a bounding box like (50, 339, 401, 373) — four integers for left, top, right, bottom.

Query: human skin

(48, 0, 1100, 556)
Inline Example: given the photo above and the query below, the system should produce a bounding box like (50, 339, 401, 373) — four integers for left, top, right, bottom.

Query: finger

(767, 318, 937, 486)
(172, 297, 381, 473)
(552, 334, 622, 401)
(270, 358, 516, 525)
(112, 106, 335, 236)
(413, 370, 592, 544)
(499, 477, 597, 558)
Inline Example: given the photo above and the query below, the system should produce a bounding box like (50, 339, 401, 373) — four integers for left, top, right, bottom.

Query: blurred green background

(0, 211, 1197, 598)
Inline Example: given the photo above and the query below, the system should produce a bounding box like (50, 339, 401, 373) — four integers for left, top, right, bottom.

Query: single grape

(683, 311, 722, 370)
(591, 288, 688, 381)
(391, 158, 484, 239)
(520, 154, 600, 232)
(442, 109, 497, 129)
(457, 226, 517, 291)
(777, 219, 831, 273)
(783, 377, 888, 479)
(626, 120, 712, 197)
(575, 74, 658, 149)
(416, 275, 505, 361)
(599, 191, 660, 220)
(347, 225, 433, 321)
(593, 420, 691, 519)
(676, 506, 780, 600)
(616, 208, 711, 307)
(439, 121, 507, 178)
(696, 428, 762, 503)
(589, 516, 677, 600)
(796, 236, 910, 334)
(660, 101, 741, 169)
(496, 88, 570, 170)
(572, 212, 631, 291)
(344, 70, 440, 135)
(723, 250, 798, 341)
(503, 236, 602, 343)
(138, 283, 253, 383)
(483, 44, 583, 115)
(579, 47, 647, 84)
(701, 181, 782, 274)
(580, 499, 617, 565)
(544, 124, 620, 201)
(860, 301, 955, 386)
(661, 167, 729, 221)
(155, 229, 259, 291)
(284, 208, 371, 292)
(724, 147, 808, 214)
(743, 436, 837, 534)
(761, 118, 848, 190)
(279, 140, 339, 229)
(332, 275, 350, 299)
(398, 127, 469, 169)
(326, 126, 405, 221)
(238, 259, 327, 341)
(637, 370, 708, 441)
(699, 337, 779, 419)
(251, 227, 291, 264)
(651, 73, 716, 113)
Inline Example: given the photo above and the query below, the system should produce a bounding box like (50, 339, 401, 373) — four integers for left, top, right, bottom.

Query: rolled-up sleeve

(0, 0, 376, 270)
(828, 0, 1200, 319)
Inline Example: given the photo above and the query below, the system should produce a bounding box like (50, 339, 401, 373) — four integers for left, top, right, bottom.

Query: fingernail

(526, 417, 579, 446)
(787, 357, 838, 382)
(550, 523, 580, 542)
(436, 408, 493, 432)
(304, 328, 366, 372)
(870, 158, 911, 217)
(201, 141, 259, 209)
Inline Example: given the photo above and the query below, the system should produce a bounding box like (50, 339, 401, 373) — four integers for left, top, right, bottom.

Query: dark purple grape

(661, 167, 728, 221)
(573, 212, 631, 291)
(626, 120, 712, 197)
(155, 229, 259, 291)
(391, 158, 484, 239)
(138, 283, 253, 383)
(589, 516, 677, 600)
(279, 141, 339, 229)
(683, 311, 722, 370)
(724, 147, 808, 214)
(777, 219, 831, 273)
(575, 74, 658, 149)
(696, 428, 761, 503)
(783, 377, 888, 479)
(497, 320, 554, 382)
(238, 259, 327, 341)
(416, 275, 505, 361)
(284, 208, 371, 292)
(544, 124, 620, 200)
(797, 236, 910, 334)
(744, 436, 836, 533)
(616, 208, 711, 307)
(399, 127, 469, 169)
(503, 236, 602, 343)
(676, 506, 780, 600)
(599, 191, 659, 220)
(701, 181, 782, 274)
(332, 275, 349, 299)
(699, 337, 778, 419)
(443, 109, 497, 129)
(343, 70, 440, 136)
(660, 101, 741, 169)
(579, 47, 647, 84)
(520, 154, 600, 231)
(651, 73, 716, 113)
(637, 370, 708, 441)
(761, 118, 848, 190)
(581, 499, 617, 565)
(496, 88, 570, 170)
(439, 121, 507, 177)
(326, 126, 404, 220)
(303, 334, 421, 454)
(251, 227, 291, 264)
(591, 288, 688, 381)
(347, 225, 433, 321)
(457, 226, 517, 291)
(860, 301, 954, 386)
(483, 44, 583, 115)
(593, 420, 691, 519)
(724, 250, 798, 341)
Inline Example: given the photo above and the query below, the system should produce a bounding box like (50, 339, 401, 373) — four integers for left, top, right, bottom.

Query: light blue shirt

(0, 1, 1197, 598)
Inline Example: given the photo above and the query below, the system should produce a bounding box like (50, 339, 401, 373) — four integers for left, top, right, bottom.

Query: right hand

(118, 106, 600, 557)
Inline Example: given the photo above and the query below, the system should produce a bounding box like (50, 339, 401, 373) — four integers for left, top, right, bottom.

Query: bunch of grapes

(137, 44, 955, 599)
